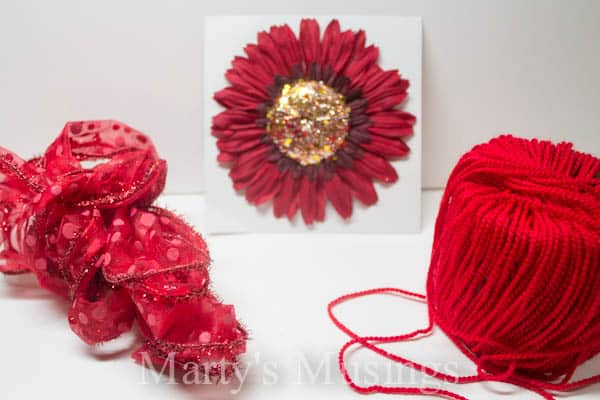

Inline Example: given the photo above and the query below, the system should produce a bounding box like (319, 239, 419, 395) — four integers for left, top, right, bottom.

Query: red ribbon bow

(0, 120, 246, 377)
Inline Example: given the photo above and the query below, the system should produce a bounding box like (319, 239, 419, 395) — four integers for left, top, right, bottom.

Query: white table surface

(1, 190, 598, 400)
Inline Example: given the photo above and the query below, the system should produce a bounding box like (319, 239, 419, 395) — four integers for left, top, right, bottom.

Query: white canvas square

(204, 16, 422, 234)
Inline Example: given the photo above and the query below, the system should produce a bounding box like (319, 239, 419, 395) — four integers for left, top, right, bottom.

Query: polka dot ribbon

(0, 120, 247, 377)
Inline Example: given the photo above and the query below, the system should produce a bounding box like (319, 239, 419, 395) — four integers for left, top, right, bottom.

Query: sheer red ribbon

(0, 120, 247, 377)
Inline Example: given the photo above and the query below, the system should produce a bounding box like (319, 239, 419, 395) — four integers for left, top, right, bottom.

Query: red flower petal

(217, 128, 265, 141)
(368, 126, 413, 138)
(214, 87, 261, 110)
(225, 69, 269, 101)
(361, 136, 410, 158)
(332, 31, 357, 74)
(350, 29, 366, 61)
(369, 110, 416, 128)
(269, 24, 302, 70)
(232, 54, 273, 86)
(287, 194, 299, 219)
(359, 66, 410, 109)
(366, 91, 409, 113)
(212, 109, 256, 130)
(257, 31, 288, 76)
(324, 174, 353, 219)
(353, 153, 398, 183)
(362, 69, 401, 97)
(234, 144, 271, 165)
(230, 166, 268, 190)
(245, 163, 281, 205)
(320, 19, 340, 66)
(299, 176, 317, 224)
(244, 44, 280, 78)
(344, 45, 379, 84)
(217, 152, 236, 164)
(337, 168, 378, 206)
(229, 148, 271, 187)
(273, 173, 299, 219)
(217, 136, 262, 153)
(300, 19, 320, 66)
(230, 144, 270, 169)
(315, 183, 326, 222)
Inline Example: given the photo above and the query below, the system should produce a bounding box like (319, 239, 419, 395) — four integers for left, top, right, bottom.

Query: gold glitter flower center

(266, 79, 351, 166)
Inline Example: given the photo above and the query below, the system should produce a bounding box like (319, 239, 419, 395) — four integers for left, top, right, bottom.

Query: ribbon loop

(0, 120, 247, 377)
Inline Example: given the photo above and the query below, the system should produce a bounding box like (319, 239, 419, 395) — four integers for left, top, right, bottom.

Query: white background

(0, 1, 599, 399)
(205, 16, 422, 233)
(0, 0, 598, 194)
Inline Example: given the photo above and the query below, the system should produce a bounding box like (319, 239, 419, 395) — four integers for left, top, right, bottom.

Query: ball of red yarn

(429, 135, 600, 388)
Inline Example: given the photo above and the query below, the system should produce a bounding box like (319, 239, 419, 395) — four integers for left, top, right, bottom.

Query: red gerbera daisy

(212, 18, 416, 225)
